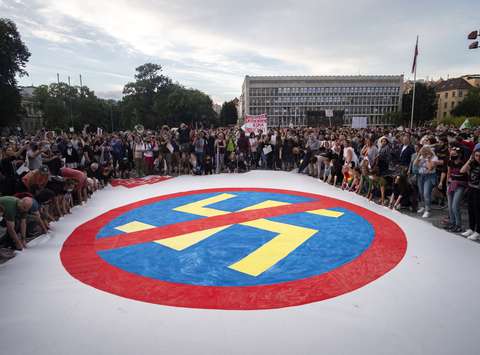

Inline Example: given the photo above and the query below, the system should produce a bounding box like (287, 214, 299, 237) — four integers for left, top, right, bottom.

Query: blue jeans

(447, 186, 465, 227)
(418, 173, 437, 211)
(195, 152, 204, 171)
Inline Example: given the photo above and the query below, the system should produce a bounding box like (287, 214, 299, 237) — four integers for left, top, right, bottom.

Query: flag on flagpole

(411, 36, 419, 74)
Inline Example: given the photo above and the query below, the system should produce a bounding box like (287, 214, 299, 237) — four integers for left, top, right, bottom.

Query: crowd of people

(1, 123, 480, 260)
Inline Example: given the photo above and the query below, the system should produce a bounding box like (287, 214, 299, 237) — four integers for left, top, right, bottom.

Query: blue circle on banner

(95, 191, 375, 286)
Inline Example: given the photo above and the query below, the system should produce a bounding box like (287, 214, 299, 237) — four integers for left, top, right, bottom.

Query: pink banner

(242, 113, 268, 134)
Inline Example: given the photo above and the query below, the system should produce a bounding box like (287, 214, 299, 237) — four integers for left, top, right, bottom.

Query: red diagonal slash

(94, 199, 336, 252)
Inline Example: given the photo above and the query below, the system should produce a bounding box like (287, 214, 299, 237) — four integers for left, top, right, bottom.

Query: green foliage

(122, 63, 217, 129)
(27, 60, 218, 131)
(33, 83, 119, 131)
(451, 88, 480, 117)
(382, 112, 404, 127)
(401, 83, 436, 124)
(0, 18, 31, 125)
(219, 100, 238, 126)
(440, 116, 480, 128)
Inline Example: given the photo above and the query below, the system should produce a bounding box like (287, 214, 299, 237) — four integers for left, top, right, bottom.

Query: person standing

(133, 136, 146, 177)
(414, 146, 438, 218)
(26, 142, 45, 170)
(460, 144, 480, 240)
(193, 131, 206, 173)
(399, 135, 415, 169)
(445, 147, 468, 233)
(214, 132, 226, 174)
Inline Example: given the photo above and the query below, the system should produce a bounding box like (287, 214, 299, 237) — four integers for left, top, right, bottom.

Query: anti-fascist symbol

(61, 188, 407, 309)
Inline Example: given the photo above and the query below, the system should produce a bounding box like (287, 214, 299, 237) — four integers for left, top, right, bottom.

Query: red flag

(411, 36, 419, 74)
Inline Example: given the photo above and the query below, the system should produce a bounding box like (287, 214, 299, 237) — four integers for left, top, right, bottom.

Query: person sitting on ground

(204, 155, 213, 175)
(389, 174, 411, 210)
(368, 167, 387, 205)
(226, 151, 237, 173)
(349, 167, 362, 193)
(341, 162, 354, 190)
(359, 163, 372, 197)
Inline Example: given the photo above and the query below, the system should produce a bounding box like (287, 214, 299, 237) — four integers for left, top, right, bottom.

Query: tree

(382, 112, 404, 127)
(219, 100, 238, 126)
(401, 83, 436, 125)
(122, 63, 218, 129)
(123, 63, 171, 128)
(0, 18, 31, 125)
(452, 88, 480, 117)
(33, 83, 118, 131)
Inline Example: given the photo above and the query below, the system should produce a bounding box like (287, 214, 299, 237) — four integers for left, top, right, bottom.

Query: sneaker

(467, 232, 480, 241)
(462, 229, 474, 237)
(443, 223, 454, 230)
(451, 226, 463, 233)
(422, 211, 430, 218)
(417, 207, 425, 214)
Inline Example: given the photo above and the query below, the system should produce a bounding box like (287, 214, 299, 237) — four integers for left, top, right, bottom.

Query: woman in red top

(21, 166, 49, 193)
(60, 167, 87, 203)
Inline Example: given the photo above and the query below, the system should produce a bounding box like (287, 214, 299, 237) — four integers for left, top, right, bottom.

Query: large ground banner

(61, 188, 407, 310)
(242, 114, 268, 134)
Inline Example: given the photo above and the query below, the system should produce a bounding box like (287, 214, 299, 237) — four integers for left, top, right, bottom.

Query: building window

(443, 112, 447, 118)
(459, 90, 463, 97)
(451, 101, 455, 108)
(444, 92, 448, 98)
(444, 102, 447, 109)
(452, 91, 456, 97)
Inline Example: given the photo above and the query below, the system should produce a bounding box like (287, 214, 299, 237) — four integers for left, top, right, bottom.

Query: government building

(239, 75, 404, 127)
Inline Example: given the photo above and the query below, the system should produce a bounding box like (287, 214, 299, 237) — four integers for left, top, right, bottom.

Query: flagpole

(410, 68, 416, 129)
(410, 35, 418, 129)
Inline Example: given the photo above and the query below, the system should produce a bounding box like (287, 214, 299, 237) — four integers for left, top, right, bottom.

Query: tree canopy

(121, 63, 217, 129)
(401, 83, 437, 125)
(33, 63, 219, 131)
(219, 100, 238, 126)
(33, 83, 120, 131)
(452, 88, 480, 117)
(0, 18, 31, 125)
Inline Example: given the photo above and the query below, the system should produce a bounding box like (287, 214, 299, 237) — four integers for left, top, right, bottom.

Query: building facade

(434, 76, 478, 121)
(240, 75, 404, 127)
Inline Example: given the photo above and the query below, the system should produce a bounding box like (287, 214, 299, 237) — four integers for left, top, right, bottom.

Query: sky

(2, 0, 479, 103)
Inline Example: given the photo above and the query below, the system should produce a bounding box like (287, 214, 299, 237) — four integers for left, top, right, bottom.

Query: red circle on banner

(60, 188, 407, 310)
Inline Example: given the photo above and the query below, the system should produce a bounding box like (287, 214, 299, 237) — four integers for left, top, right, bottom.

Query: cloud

(4, 0, 479, 103)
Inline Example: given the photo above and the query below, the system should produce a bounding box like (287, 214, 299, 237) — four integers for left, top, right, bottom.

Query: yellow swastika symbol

(115, 194, 343, 277)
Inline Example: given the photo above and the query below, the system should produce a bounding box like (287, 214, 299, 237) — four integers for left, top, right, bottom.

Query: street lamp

(468, 30, 479, 50)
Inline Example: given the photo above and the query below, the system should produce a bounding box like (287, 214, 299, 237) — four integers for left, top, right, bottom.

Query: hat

(474, 143, 480, 153)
